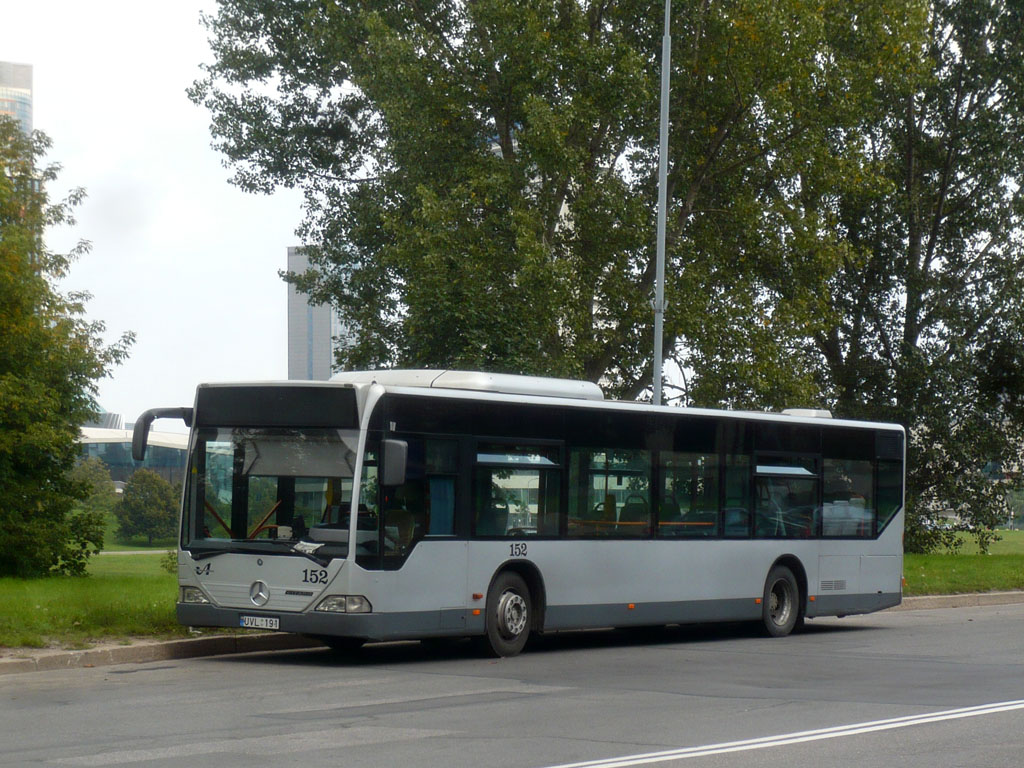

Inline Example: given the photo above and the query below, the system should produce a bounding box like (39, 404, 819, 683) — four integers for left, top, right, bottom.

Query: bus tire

(762, 565, 799, 637)
(482, 570, 531, 657)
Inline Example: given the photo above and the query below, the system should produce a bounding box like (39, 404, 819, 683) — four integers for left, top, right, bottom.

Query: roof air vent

(781, 408, 833, 419)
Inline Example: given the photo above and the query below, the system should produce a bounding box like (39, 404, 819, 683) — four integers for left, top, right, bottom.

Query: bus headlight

(180, 586, 210, 604)
(315, 595, 372, 613)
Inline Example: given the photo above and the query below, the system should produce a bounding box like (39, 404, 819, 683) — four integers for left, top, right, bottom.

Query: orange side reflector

(472, 593, 484, 600)
(627, 603, 635, 610)
(809, 595, 816, 602)
(472, 609, 481, 616)
(755, 598, 762, 605)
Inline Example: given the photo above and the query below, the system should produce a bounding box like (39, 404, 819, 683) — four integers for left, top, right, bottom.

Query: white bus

(132, 370, 905, 657)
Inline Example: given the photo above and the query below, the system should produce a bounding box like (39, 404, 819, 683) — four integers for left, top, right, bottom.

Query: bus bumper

(177, 603, 472, 641)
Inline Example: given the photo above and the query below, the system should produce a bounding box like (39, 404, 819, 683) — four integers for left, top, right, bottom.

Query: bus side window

(568, 449, 651, 537)
(754, 473, 818, 538)
(822, 428, 880, 538)
(473, 445, 561, 537)
(427, 476, 455, 535)
(822, 458, 874, 537)
(475, 474, 511, 536)
(658, 452, 718, 537)
(383, 438, 458, 554)
(723, 455, 751, 538)
(877, 460, 902, 531)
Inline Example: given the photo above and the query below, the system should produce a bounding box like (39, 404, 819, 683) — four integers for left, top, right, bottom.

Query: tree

(786, 0, 1024, 551)
(0, 118, 133, 576)
(69, 456, 118, 521)
(115, 470, 179, 546)
(190, 0, 924, 399)
(196, 1, 1024, 551)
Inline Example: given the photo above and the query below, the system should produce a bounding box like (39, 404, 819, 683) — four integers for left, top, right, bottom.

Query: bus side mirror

(132, 407, 193, 461)
(381, 439, 408, 486)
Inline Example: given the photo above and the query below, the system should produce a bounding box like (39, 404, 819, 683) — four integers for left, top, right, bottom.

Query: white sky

(2, 1, 305, 431)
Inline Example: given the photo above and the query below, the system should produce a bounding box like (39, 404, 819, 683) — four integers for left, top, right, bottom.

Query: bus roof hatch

(330, 369, 605, 401)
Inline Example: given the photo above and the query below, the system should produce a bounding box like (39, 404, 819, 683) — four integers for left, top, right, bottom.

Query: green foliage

(191, 1, 1024, 553)
(115, 470, 179, 546)
(191, 0, 924, 398)
(160, 549, 177, 574)
(790, 0, 1024, 551)
(70, 456, 118, 519)
(0, 119, 134, 577)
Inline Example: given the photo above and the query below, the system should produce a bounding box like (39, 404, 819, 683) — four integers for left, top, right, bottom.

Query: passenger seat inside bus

(477, 497, 509, 536)
(618, 495, 650, 533)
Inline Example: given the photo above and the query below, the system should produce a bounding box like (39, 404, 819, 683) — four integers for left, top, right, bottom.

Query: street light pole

(653, 0, 671, 405)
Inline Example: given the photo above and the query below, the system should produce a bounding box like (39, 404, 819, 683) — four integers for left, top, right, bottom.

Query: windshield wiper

(290, 540, 331, 568)
(189, 548, 228, 561)
(185, 539, 335, 567)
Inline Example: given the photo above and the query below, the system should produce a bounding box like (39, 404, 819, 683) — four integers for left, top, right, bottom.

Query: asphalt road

(3, 604, 1023, 768)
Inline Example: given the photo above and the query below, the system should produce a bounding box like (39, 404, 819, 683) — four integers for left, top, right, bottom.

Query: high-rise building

(0, 61, 32, 134)
(287, 247, 350, 380)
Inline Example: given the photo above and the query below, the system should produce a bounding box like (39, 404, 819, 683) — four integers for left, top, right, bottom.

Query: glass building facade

(79, 429, 188, 487)
(0, 62, 32, 134)
(286, 246, 355, 380)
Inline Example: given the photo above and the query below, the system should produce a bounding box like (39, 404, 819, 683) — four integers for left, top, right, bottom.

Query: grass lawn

(0, 553, 184, 650)
(902, 529, 1024, 596)
(962, 528, 1024, 555)
(903, 553, 1024, 595)
(100, 538, 179, 552)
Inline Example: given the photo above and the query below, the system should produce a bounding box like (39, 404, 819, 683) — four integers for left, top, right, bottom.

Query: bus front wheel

(762, 566, 800, 637)
(481, 571, 531, 657)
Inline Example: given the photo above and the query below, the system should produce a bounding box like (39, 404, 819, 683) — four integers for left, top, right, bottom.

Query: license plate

(240, 615, 279, 630)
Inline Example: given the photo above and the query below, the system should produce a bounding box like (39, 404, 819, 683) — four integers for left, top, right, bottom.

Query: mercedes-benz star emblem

(249, 580, 270, 607)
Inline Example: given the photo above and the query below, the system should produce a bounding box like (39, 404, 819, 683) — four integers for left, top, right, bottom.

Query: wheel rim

(496, 589, 528, 640)
(768, 579, 793, 627)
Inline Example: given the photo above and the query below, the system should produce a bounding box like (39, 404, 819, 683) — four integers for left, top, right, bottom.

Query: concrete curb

(891, 591, 1024, 611)
(3, 591, 1023, 676)
(0, 633, 321, 676)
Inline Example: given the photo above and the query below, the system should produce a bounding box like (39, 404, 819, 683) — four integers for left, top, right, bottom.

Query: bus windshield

(185, 427, 365, 552)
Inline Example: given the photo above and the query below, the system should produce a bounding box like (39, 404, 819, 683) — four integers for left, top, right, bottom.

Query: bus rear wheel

(481, 571, 532, 657)
(762, 565, 800, 637)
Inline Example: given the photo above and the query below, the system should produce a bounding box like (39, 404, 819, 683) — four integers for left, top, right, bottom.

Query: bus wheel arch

(762, 555, 807, 637)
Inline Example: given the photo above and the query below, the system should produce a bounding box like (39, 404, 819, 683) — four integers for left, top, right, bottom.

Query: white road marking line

(542, 699, 1024, 768)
